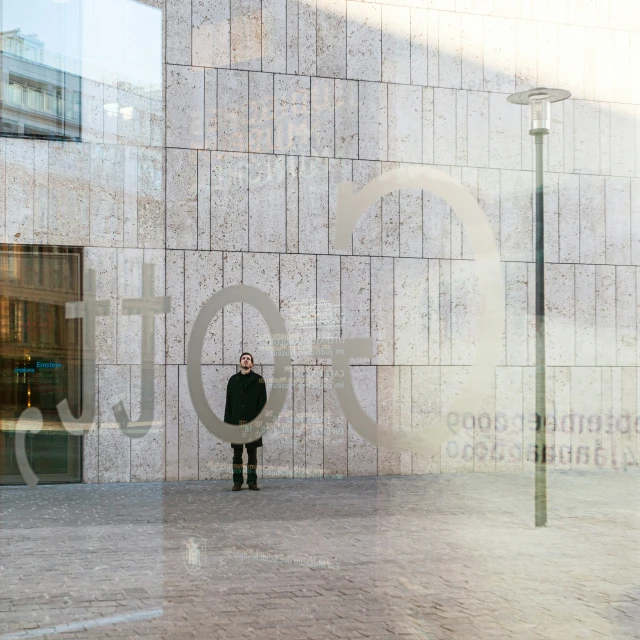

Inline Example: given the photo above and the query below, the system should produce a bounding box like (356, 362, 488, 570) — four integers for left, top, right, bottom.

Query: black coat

(224, 370, 267, 447)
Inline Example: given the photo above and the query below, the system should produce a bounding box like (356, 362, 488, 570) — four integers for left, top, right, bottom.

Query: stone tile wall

(2, 0, 640, 481)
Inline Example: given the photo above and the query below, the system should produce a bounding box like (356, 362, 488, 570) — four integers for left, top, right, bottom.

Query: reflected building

(0, 28, 81, 140)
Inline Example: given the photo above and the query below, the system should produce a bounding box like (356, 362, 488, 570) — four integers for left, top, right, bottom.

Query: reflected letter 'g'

(187, 285, 291, 444)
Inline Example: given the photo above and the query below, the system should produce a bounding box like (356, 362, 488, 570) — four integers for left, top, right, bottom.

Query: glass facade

(0, 244, 82, 482)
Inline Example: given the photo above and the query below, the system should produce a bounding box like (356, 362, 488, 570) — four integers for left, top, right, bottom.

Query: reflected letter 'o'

(187, 285, 290, 444)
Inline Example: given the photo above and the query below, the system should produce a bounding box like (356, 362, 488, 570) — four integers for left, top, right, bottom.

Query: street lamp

(507, 87, 571, 528)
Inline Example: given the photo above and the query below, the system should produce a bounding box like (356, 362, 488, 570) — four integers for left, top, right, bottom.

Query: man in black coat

(224, 352, 267, 491)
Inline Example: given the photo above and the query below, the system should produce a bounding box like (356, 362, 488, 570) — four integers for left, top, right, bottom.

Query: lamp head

(507, 87, 571, 136)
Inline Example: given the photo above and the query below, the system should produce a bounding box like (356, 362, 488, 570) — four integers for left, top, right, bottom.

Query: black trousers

(232, 443, 258, 485)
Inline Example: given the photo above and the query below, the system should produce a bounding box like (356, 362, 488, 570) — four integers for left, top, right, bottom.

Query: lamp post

(507, 87, 571, 528)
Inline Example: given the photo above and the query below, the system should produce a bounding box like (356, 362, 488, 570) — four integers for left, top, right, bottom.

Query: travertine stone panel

(328, 158, 353, 255)
(574, 100, 600, 175)
(450, 166, 462, 259)
(495, 366, 523, 472)
(546, 263, 575, 367)
(123, 146, 138, 247)
(199, 365, 235, 479)
(249, 154, 286, 252)
(131, 365, 165, 482)
(90, 144, 124, 248)
(264, 362, 293, 478)
(178, 365, 199, 480)
(377, 366, 401, 475)
(197, 151, 211, 250)
(185, 251, 223, 364)
(467, 91, 489, 167)
(145, 247, 167, 366)
(521, 366, 535, 473)
(104, 83, 117, 145)
(600, 103, 611, 176)
(596, 265, 616, 366)
(222, 252, 243, 365)
(347, 2, 381, 81)
(422, 87, 434, 164)
(554, 366, 571, 470)
(411, 366, 441, 473)
(428, 259, 440, 365)
(394, 258, 429, 366)
(424, 180, 450, 259)
(341, 256, 371, 364)
(526, 262, 534, 367)
(461, 13, 483, 91)
(204, 69, 218, 150)
(460, 166, 478, 259)
(599, 365, 612, 470)
(620, 367, 637, 468)
(6, 139, 34, 244)
(137, 147, 165, 248)
(434, 88, 456, 166)
(317, 0, 347, 78)
(606, 177, 631, 264)
(0, 140, 5, 240)
(358, 82, 387, 162)
(335, 80, 359, 159)
(616, 266, 636, 366)
(299, 0, 317, 76)
(286, 0, 299, 74)
(559, 173, 580, 263)
(489, 94, 521, 170)
(500, 170, 532, 262)
(299, 157, 329, 254)
(575, 265, 596, 367)
(316, 254, 341, 365)
(249, 73, 274, 154)
(274, 75, 311, 155)
(347, 366, 377, 475)
(371, 257, 394, 365)
(427, 10, 439, 86)
(610, 105, 636, 179)
(286, 156, 299, 252)
(451, 259, 479, 366)
(382, 5, 410, 84)
(166, 66, 204, 149)
(193, 0, 230, 67)
(218, 70, 249, 152)
(563, 99, 575, 173)
(81, 79, 104, 144)
(483, 16, 515, 93)
(570, 367, 603, 471)
(514, 19, 536, 92)
(98, 365, 131, 483)
(400, 185, 423, 258)
(381, 162, 399, 257)
(440, 366, 473, 472)
(166, 250, 185, 364)
(211, 151, 249, 251)
(456, 91, 468, 166)
(505, 262, 528, 366)
(399, 365, 411, 474)
(543, 172, 559, 263)
(262, 0, 287, 72)
(167, 149, 197, 250)
(166, 0, 191, 65)
(352, 161, 382, 255)
(243, 252, 280, 364)
(388, 85, 422, 164)
(438, 10, 461, 89)
(117, 249, 143, 364)
(166, 365, 179, 481)
(580, 174, 606, 264)
(324, 369, 347, 476)
(409, 11, 430, 84)
(280, 253, 317, 365)
(311, 78, 335, 158)
(537, 22, 558, 89)
(293, 366, 305, 476)
(231, 0, 262, 70)
(48, 142, 90, 246)
(117, 85, 152, 148)
(305, 366, 324, 477)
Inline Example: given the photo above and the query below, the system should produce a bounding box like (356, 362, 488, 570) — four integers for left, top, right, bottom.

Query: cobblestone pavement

(1, 471, 640, 640)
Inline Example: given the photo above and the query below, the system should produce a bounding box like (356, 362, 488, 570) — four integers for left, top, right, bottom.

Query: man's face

(240, 354, 253, 371)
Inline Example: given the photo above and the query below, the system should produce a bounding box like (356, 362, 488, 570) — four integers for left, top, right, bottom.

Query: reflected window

(0, 1, 82, 140)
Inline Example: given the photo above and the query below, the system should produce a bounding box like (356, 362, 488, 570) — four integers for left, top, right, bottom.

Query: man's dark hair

(240, 352, 254, 364)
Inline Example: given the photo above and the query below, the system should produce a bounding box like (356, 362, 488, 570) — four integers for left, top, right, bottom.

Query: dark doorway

(0, 244, 82, 484)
